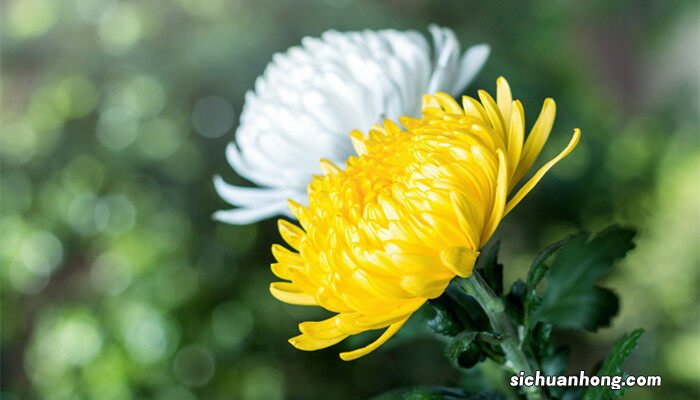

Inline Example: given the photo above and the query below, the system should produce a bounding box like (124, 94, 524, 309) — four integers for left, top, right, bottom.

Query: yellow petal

(506, 100, 525, 179)
(287, 199, 310, 229)
(269, 282, 317, 305)
(422, 94, 441, 110)
(496, 77, 513, 130)
(339, 317, 409, 361)
(440, 246, 479, 277)
(315, 287, 354, 313)
(481, 150, 508, 245)
(271, 262, 301, 280)
(461, 95, 489, 122)
(449, 192, 480, 249)
(353, 298, 424, 328)
(387, 252, 442, 275)
(399, 274, 450, 298)
(289, 332, 348, 351)
(299, 316, 351, 339)
(271, 243, 303, 265)
(319, 158, 341, 176)
(350, 130, 367, 155)
(504, 128, 581, 216)
(478, 90, 507, 148)
(513, 98, 556, 183)
(277, 219, 304, 250)
(399, 116, 421, 130)
(352, 269, 412, 299)
(435, 92, 464, 114)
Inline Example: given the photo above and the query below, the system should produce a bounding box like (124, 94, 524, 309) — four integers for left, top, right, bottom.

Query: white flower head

(214, 25, 490, 224)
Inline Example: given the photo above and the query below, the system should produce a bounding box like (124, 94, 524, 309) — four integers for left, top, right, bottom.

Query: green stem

(456, 272, 547, 400)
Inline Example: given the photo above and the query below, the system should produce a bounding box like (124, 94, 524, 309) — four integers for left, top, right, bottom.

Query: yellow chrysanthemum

(270, 77, 581, 360)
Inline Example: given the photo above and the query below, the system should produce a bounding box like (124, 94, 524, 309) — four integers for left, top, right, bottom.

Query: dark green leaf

(427, 298, 464, 337)
(476, 241, 503, 295)
(530, 323, 569, 376)
(403, 387, 457, 400)
(474, 332, 505, 364)
(526, 236, 571, 289)
(524, 235, 573, 325)
(536, 286, 619, 331)
(446, 332, 483, 368)
(583, 329, 645, 400)
(427, 284, 490, 337)
(396, 387, 505, 400)
(445, 331, 478, 360)
(445, 331, 504, 368)
(532, 226, 636, 330)
(505, 279, 527, 324)
(521, 322, 571, 399)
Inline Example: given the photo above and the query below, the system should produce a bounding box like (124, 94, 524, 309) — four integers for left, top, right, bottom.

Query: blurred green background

(1, 0, 698, 399)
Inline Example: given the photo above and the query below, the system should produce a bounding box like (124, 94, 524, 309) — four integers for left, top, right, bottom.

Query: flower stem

(456, 272, 547, 400)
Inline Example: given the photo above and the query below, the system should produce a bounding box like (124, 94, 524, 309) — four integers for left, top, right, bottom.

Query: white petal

(212, 201, 293, 225)
(452, 44, 491, 95)
(225, 141, 287, 187)
(213, 175, 302, 207)
(427, 25, 460, 94)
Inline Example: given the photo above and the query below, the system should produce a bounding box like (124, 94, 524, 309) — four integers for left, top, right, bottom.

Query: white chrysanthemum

(214, 25, 490, 224)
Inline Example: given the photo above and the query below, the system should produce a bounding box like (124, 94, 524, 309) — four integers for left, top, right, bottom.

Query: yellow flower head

(270, 77, 581, 360)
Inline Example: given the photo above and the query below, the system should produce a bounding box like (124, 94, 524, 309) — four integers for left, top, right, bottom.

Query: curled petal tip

(338, 318, 408, 361)
(278, 219, 304, 249)
(319, 158, 341, 176)
(421, 94, 441, 110)
(350, 130, 368, 156)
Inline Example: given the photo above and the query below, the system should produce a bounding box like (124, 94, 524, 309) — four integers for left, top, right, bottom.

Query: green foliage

(428, 287, 502, 369)
(428, 246, 511, 370)
(427, 242, 511, 369)
(427, 297, 468, 337)
(583, 329, 645, 400)
(523, 237, 570, 324)
(428, 286, 490, 337)
(445, 332, 505, 369)
(427, 226, 642, 400)
(445, 332, 481, 366)
(371, 386, 506, 400)
(404, 388, 506, 400)
(476, 241, 504, 296)
(531, 227, 636, 331)
(504, 279, 527, 323)
(530, 323, 568, 377)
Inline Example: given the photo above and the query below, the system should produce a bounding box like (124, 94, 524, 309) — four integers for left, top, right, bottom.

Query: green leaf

(402, 387, 505, 400)
(445, 332, 483, 368)
(531, 323, 568, 376)
(502, 235, 571, 329)
(524, 235, 573, 324)
(445, 331, 504, 369)
(427, 285, 490, 337)
(583, 329, 645, 400)
(476, 241, 503, 296)
(368, 387, 505, 400)
(504, 279, 526, 324)
(403, 387, 458, 400)
(526, 236, 570, 289)
(531, 226, 636, 330)
(427, 298, 464, 337)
